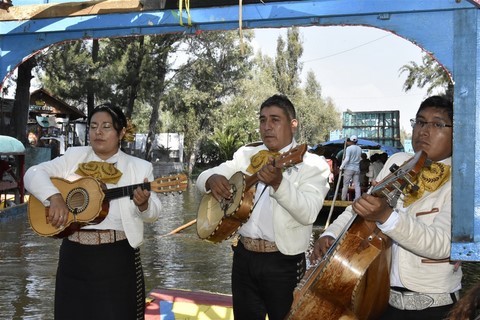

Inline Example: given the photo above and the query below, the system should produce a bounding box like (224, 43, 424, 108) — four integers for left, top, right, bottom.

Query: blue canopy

(312, 138, 401, 157)
(0, 135, 25, 155)
(322, 138, 381, 148)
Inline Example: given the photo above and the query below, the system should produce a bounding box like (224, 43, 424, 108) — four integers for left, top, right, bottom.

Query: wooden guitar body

(28, 174, 188, 238)
(28, 177, 105, 238)
(197, 172, 255, 242)
(287, 150, 428, 320)
(196, 144, 307, 243)
(288, 217, 391, 320)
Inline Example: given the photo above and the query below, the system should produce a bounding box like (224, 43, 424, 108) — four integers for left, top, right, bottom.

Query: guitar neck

(244, 158, 287, 190)
(103, 182, 151, 201)
(245, 144, 307, 189)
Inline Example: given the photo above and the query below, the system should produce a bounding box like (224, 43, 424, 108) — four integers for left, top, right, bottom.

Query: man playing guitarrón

(196, 94, 330, 320)
(311, 95, 461, 320)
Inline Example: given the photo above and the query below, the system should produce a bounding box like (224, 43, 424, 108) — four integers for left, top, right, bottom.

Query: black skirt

(54, 238, 145, 320)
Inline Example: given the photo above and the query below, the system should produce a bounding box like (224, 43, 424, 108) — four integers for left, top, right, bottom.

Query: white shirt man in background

(340, 135, 362, 201)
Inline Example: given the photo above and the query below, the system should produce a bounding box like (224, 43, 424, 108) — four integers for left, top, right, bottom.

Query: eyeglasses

(89, 123, 115, 132)
(410, 119, 453, 130)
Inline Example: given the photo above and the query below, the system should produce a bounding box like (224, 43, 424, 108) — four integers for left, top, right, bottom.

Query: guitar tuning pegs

(403, 173, 419, 192)
(389, 163, 400, 173)
(409, 184, 420, 193)
(381, 190, 398, 208)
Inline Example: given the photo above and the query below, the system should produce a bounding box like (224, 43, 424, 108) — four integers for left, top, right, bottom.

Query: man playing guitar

(196, 94, 331, 320)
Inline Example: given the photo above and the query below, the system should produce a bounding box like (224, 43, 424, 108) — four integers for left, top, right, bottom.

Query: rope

(239, 0, 244, 54)
(178, 0, 191, 26)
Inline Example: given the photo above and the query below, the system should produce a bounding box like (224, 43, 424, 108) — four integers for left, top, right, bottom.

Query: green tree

(274, 27, 303, 97)
(399, 54, 453, 99)
(136, 34, 180, 160)
(166, 30, 253, 174)
(37, 35, 182, 160)
(211, 126, 244, 162)
(294, 71, 341, 145)
(100, 37, 148, 119)
(271, 28, 341, 145)
(201, 52, 278, 164)
(38, 40, 107, 115)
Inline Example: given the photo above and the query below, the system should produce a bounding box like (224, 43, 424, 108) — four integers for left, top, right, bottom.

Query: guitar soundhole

(66, 188, 89, 214)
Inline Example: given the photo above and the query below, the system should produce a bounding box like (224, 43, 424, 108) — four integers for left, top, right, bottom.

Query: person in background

(340, 135, 362, 201)
(311, 95, 460, 320)
(359, 152, 371, 189)
(24, 103, 162, 320)
(367, 153, 385, 184)
(379, 152, 389, 164)
(196, 94, 330, 320)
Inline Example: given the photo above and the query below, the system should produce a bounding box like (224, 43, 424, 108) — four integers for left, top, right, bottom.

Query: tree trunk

(125, 36, 145, 120)
(145, 130, 155, 162)
(145, 98, 160, 161)
(187, 139, 201, 176)
(144, 34, 178, 161)
(86, 40, 99, 116)
(11, 58, 36, 144)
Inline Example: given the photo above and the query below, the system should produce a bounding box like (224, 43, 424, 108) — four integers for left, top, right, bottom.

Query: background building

(338, 110, 404, 151)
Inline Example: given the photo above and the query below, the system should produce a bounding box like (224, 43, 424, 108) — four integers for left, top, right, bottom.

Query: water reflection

(1, 208, 61, 320)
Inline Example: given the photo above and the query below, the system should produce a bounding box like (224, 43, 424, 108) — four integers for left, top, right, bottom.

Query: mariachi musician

(311, 95, 462, 320)
(196, 94, 330, 320)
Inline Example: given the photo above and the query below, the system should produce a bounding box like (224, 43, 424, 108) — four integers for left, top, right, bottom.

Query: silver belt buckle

(389, 289, 454, 311)
(389, 290, 405, 310)
(402, 291, 434, 310)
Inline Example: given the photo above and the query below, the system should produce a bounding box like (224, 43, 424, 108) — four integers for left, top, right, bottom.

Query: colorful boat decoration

(145, 288, 233, 320)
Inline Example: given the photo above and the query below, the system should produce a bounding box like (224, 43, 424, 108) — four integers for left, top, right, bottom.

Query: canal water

(1, 182, 479, 319)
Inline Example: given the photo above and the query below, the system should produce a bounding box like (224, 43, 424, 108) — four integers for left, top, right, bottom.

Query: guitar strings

(250, 183, 268, 213)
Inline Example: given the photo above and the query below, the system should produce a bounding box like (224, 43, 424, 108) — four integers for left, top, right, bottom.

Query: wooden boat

(0, 202, 27, 218)
(145, 288, 233, 320)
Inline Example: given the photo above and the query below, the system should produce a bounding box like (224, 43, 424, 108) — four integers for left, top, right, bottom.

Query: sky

(252, 26, 432, 134)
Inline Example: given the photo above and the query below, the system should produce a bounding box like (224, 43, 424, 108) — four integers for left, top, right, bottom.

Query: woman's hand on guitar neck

(352, 193, 394, 224)
(47, 193, 69, 229)
(133, 178, 150, 212)
(310, 236, 335, 264)
(206, 174, 233, 202)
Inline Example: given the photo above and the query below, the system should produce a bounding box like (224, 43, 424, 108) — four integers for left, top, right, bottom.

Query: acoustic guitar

(196, 144, 307, 243)
(287, 150, 429, 320)
(28, 173, 188, 238)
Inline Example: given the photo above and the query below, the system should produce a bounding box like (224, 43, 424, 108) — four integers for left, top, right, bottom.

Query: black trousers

(55, 239, 145, 320)
(231, 241, 305, 320)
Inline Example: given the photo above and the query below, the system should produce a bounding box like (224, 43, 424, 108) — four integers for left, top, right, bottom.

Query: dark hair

(260, 94, 296, 120)
(417, 95, 453, 123)
(88, 103, 127, 135)
(446, 281, 480, 320)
